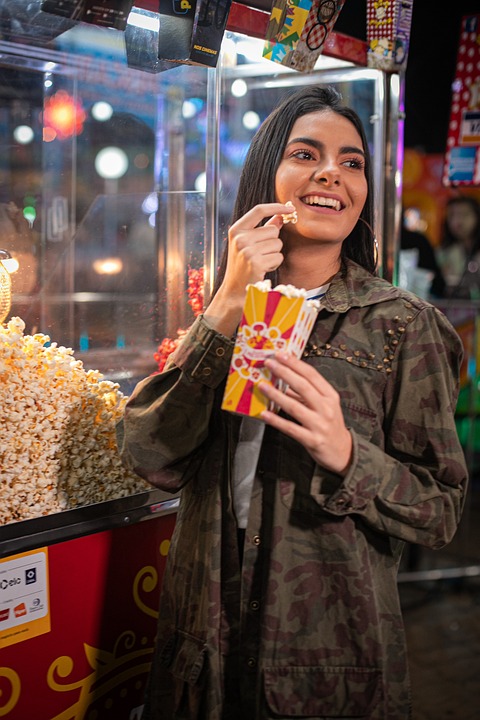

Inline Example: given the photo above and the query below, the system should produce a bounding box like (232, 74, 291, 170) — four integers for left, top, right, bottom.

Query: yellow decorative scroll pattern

(0, 667, 21, 717)
(47, 632, 153, 720)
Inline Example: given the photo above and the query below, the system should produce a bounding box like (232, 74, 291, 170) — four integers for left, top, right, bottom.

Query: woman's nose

(311, 161, 340, 184)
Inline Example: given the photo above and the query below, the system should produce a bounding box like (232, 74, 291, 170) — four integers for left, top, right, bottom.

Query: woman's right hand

(204, 203, 291, 336)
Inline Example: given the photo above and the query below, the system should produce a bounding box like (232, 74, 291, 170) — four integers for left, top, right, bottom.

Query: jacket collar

(322, 259, 399, 313)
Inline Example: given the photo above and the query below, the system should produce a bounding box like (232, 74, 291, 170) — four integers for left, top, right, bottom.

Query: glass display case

(0, 17, 214, 387)
(0, 3, 216, 549)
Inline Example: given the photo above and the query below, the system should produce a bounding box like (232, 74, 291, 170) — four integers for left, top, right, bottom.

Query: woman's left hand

(259, 353, 353, 477)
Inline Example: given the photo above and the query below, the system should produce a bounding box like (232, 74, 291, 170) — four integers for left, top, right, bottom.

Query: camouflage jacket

(118, 259, 468, 720)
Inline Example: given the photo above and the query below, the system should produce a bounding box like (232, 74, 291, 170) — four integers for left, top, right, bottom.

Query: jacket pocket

(159, 632, 207, 718)
(263, 665, 382, 718)
(342, 401, 378, 441)
(164, 631, 207, 685)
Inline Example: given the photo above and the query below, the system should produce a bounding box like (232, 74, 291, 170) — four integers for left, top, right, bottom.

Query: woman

(436, 194, 480, 298)
(118, 86, 468, 719)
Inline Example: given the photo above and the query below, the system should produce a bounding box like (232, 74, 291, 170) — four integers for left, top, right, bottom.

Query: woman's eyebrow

(285, 137, 365, 158)
(285, 136, 323, 150)
(341, 144, 366, 158)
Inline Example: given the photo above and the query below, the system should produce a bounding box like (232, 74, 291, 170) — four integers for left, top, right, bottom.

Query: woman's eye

(343, 158, 365, 170)
(291, 149, 315, 160)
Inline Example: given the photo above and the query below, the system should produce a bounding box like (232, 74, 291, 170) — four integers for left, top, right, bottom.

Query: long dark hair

(212, 85, 376, 297)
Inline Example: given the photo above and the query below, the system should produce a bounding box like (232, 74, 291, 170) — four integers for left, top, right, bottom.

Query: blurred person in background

(436, 195, 480, 299)
(400, 207, 446, 299)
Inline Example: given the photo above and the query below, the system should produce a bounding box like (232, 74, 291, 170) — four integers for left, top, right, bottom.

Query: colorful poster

(366, 0, 413, 71)
(263, 0, 346, 73)
(443, 15, 480, 187)
(0, 548, 50, 649)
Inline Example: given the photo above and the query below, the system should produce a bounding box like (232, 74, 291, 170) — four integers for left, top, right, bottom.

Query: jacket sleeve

(116, 315, 234, 491)
(312, 304, 469, 549)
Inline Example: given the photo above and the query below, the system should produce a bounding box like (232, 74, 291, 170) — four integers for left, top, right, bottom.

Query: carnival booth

(0, 2, 407, 717)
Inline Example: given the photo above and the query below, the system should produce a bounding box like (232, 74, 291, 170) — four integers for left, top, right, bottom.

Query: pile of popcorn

(253, 279, 321, 305)
(0, 316, 150, 524)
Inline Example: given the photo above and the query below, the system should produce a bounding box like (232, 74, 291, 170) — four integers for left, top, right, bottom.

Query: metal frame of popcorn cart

(0, 3, 404, 718)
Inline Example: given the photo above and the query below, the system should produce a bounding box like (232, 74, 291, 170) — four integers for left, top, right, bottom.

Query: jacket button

(247, 657, 257, 668)
(250, 600, 260, 611)
(253, 535, 261, 545)
(203, 367, 212, 376)
(216, 347, 225, 357)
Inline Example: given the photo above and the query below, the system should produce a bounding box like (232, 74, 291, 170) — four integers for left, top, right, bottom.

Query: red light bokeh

(43, 90, 86, 139)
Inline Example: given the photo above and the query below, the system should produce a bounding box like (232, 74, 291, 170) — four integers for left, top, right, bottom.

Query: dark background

(333, 1, 480, 154)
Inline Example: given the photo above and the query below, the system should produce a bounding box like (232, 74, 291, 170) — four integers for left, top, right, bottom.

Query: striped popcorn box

(221, 280, 320, 418)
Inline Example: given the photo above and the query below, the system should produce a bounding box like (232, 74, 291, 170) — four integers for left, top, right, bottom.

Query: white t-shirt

(232, 284, 329, 528)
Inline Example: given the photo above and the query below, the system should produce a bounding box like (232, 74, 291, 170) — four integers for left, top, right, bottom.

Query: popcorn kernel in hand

(282, 201, 298, 225)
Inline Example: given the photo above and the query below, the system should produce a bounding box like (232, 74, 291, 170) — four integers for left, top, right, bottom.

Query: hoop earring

(358, 217, 379, 270)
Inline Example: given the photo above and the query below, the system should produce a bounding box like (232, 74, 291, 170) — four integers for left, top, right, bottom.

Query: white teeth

(303, 196, 341, 211)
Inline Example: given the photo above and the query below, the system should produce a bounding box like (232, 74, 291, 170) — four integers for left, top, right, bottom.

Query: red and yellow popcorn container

(221, 282, 319, 418)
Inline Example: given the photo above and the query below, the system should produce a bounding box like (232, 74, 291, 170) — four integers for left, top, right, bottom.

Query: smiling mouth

(302, 195, 343, 211)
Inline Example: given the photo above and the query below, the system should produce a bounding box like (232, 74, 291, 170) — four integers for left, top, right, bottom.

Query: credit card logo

(14, 603, 27, 618)
(25, 568, 37, 585)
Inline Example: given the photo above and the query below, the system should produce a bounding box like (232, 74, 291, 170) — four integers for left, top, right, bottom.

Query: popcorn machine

(0, 2, 402, 718)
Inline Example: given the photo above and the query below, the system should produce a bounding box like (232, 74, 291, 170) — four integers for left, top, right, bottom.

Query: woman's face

(275, 109, 368, 247)
(446, 202, 477, 243)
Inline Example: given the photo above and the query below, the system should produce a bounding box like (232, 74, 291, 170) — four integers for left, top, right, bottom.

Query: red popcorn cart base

(0, 492, 178, 720)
